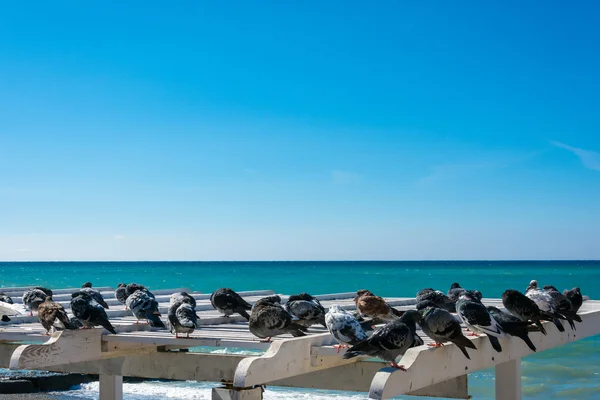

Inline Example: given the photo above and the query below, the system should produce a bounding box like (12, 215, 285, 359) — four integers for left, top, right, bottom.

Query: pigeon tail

(288, 322, 308, 337)
(456, 344, 472, 360)
(517, 333, 537, 352)
(488, 335, 502, 353)
(236, 308, 251, 321)
(101, 321, 117, 335)
(552, 318, 565, 332)
(1, 315, 10, 322)
(452, 334, 478, 350)
(534, 321, 548, 335)
(391, 308, 405, 318)
(147, 314, 166, 329)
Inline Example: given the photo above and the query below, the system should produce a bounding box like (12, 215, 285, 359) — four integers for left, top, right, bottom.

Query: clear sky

(1, 1, 599, 261)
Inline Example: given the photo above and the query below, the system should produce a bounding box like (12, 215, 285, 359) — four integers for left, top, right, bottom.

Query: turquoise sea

(1, 261, 599, 399)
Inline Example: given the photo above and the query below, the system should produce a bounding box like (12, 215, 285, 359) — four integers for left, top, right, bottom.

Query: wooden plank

(368, 307, 600, 399)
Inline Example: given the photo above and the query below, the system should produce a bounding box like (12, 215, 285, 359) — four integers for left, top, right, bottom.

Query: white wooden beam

(212, 387, 263, 400)
(495, 358, 521, 400)
(99, 375, 123, 400)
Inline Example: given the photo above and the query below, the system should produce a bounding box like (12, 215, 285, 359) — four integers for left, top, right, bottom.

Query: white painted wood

(99, 375, 123, 400)
(212, 387, 263, 400)
(495, 358, 521, 400)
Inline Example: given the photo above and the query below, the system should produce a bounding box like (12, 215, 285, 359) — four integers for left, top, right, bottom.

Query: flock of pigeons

(0, 281, 585, 370)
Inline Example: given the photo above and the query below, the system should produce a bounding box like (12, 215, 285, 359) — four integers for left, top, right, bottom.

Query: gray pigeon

(171, 292, 197, 308)
(325, 304, 368, 352)
(487, 306, 536, 352)
(70, 291, 116, 334)
(543, 285, 582, 330)
(126, 289, 165, 328)
(249, 296, 307, 341)
(22, 287, 53, 316)
(416, 300, 477, 359)
(285, 293, 327, 328)
(525, 280, 565, 332)
(456, 291, 504, 353)
(343, 310, 422, 370)
(416, 288, 456, 313)
(168, 297, 198, 338)
(115, 283, 129, 308)
(447, 283, 466, 303)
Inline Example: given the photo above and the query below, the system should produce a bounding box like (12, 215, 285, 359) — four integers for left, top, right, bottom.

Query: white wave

(51, 381, 369, 400)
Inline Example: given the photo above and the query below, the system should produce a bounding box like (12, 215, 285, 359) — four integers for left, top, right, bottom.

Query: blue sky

(1, 1, 599, 260)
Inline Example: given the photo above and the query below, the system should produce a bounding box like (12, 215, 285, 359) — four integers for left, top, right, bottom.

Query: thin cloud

(113, 234, 126, 240)
(550, 140, 600, 171)
(331, 170, 362, 185)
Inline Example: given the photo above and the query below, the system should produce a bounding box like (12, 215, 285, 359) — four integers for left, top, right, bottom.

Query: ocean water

(1, 261, 599, 399)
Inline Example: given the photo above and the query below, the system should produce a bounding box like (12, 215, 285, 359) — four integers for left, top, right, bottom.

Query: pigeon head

(117, 283, 127, 288)
(459, 290, 482, 302)
(400, 309, 423, 326)
(471, 290, 483, 302)
(255, 295, 281, 307)
(543, 285, 559, 292)
(354, 289, 374, 302)
(415, 300, 438, 311)
(450, 282, 461, 289)
(574, 287, 581, 294)
(81, 282, 93, 288)
(486, 305, 502, 314)
(328, 304, 343, 313)
(527, 280, 539, 292)
(34, 287, 53, 297)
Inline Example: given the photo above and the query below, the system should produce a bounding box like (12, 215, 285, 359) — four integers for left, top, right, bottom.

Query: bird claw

(333, 344, 348, 353)
(260, 338, 272, 343)
(427, 342, 443, 347)
(390, 362, 407, 371)
(467, 332, 479, 337)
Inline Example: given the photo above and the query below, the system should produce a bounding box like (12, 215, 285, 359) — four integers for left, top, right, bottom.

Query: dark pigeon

(343, 310, 422, 370)
(70, 291, 116, 334)
(210, 288, 252, 320)
(447, 283, 466, 303)
(502, 289, 556, 335)
(543, 285, 582, 330)
(416, 288, 456, 313)
(0, 292, 14, 304)
(563, 287, 583, 313)
(286, 292, 327, 328)
(525, 280, 566, 332)
(456, 291, 504, 353)
(487, 306, 536, 352)
(80, 283, 109, 309)
(126, 283, 155, 299)
(248, 295, 307, 341)
(416, 300, 477, 359)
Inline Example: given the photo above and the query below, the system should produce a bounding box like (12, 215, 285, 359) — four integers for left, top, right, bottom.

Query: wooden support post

(495, 358, 522, 400)
(212, 386, 263, 400)
(99, 375, 123, 400)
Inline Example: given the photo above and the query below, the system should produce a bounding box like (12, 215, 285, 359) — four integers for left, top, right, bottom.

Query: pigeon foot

(467, 332, 479, 337)
(260, 337, 272, 343)
(333, 344, 348, 353)
(427, 342, 444, 347)
(390, 361, 407, 371)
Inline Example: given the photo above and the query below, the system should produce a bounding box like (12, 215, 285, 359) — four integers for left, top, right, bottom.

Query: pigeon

(486, 306, 536, 352)
(456, 290, 504, 353)
(502, 289, 555, 335)
(416, 300, 477, 359)
(126, 283, 155, 298)
(80, 283, 109, 309)
(447, 283, 466, 303)
(37, 296, 75, 335)
(285, 292, 327, 328)
(563, 287, 583, 313)
(354, 290, 404, 322)
(22, 287, 53, 316)
(70, 291, 116, 334)
(342, 310, 422, 370)
(69, 316, 83, 329)
(325, 304, 369, 352)
(525, 280, 566, 332)
(543, 285, 582, 330)
(210, 288, 252, 320)
(170, 292, 197, 308)
(115, 283, 129, 309)
(126, 289, 165, 328)
(0, 292, 14, 304)
(168, 296, 198, 338)
(416, 288, 456, 313)
(248, 295, 307, 341)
